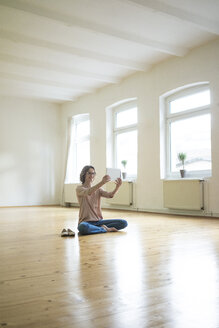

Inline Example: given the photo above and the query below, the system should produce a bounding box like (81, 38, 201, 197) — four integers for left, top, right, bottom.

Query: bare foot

(101, 225, 118, 232)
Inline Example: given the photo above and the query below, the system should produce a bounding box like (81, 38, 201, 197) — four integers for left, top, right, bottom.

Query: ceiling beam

(0, 29, 147, 72)
(0, 82, 75, 102)
(0, 0, 187, 56)
(123, 0, 219, 35)
(0, 52, 119, 84)
(0, 71, 93, 96)
(0, 76, 83, 99)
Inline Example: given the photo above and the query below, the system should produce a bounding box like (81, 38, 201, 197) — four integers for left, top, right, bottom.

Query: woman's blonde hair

(80, 165, 95, 184)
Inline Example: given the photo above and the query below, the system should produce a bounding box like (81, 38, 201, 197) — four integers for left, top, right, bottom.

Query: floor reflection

(169, 237, 219, 328)
(113, 235, 144, 293)
(62, 216, 219, 328)
(105, 232, 149, 327)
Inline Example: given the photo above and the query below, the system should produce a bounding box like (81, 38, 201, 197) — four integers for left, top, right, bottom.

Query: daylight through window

(113, 101, 138, 178)
(165, 85, 211, 177)
(65, 114, 90, 183)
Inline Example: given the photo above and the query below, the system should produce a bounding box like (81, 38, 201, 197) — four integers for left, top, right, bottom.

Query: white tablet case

(106, 168, 121, 181)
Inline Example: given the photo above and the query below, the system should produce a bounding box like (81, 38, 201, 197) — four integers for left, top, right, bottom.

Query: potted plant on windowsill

(177, 152, 187, 178)
(121, 160, 127, 180)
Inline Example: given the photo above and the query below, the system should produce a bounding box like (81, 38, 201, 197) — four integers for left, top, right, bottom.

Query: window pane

(65, 115, 90, 183)
(170, 114, 211, 172)
(170, 90, 210, 114)
(116, 130, 137, 176)
(65, 144, 74, 183)
(116, 107, 137, 128)
(76, 140, 90, 181)
(76, 120, 90, 139)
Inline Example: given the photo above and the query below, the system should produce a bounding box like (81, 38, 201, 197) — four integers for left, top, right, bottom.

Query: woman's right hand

(102, 175, 111, 184)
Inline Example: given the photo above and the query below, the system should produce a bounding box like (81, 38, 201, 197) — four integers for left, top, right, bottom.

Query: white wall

(61, 38, 219, 217)
(0, 97, 62, 206)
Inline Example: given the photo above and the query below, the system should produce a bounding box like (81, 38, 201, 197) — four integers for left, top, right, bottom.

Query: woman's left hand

(115, 177, 122, 187)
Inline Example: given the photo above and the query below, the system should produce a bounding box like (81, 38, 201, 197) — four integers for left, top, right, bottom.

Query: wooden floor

(0, 206, 219, 328)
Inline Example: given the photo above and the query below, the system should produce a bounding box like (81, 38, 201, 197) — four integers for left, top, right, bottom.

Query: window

(107, 100, 138, 179)
(165, 85, 211, 178)
(65, 114, 90, 183)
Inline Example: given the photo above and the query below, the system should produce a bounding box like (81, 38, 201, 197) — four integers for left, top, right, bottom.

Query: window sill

(164, 171, 211, 181)
(122, 176, 136, 182)
(163, 177, 205, 181)
(122, 180, 135, 183)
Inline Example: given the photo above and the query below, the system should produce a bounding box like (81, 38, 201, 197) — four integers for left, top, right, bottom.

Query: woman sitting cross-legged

(76, 165, 128, 235)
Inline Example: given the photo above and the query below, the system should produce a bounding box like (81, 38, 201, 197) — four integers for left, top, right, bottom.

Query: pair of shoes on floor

(61, 228, 75, 237)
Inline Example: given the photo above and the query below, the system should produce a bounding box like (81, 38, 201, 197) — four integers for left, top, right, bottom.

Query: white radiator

(105, 181, 133, 206)
(163, 179, 204, 210)
(64, 184, 78, 204)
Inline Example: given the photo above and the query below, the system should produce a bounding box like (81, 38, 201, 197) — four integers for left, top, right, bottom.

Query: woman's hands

(102, 175, 122, 186)
(101, 175, 122, 194)
(109, 177, 122, 197)
(115, 177, 122, 188)
(101, 175, 111, 184)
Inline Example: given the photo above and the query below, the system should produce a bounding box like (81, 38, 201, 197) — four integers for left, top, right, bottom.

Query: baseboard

(102, 204, 219, 218)
(0, 204, 60, 208)
(9, 202, 216, 219)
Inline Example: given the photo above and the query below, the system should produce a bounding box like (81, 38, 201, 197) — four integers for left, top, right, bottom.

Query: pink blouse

(76, 185, 113, 224)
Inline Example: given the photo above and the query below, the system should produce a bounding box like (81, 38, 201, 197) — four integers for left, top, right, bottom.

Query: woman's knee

(121, 219, 128, 229)
(115, 219, 128, 230)
(78, 222, 89, 234)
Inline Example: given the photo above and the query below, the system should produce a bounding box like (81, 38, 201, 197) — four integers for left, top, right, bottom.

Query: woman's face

(85, 167, 96, 184)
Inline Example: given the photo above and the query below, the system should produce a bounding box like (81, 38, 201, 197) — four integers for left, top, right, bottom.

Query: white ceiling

(0, 0, 218, 104)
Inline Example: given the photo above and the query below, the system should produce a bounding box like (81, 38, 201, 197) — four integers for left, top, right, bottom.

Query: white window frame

(66, 113, 90, 183)
(165, 84, 211, 179)
(74, 114, 90, 180)
(112, 100, 138, 180)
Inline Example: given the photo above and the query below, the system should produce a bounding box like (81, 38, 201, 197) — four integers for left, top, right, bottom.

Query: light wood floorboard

(0, 206, 219, 328)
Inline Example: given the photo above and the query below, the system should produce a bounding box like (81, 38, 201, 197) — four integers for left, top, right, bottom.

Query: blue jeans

(78, 219, 128, 235)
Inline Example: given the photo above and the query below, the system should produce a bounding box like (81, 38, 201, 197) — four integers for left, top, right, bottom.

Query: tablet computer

(106, 168, 121, 181)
